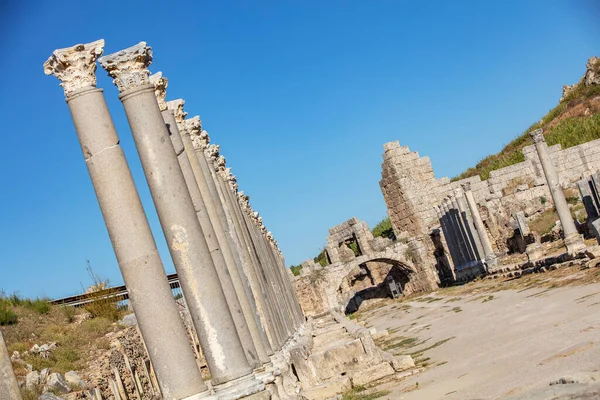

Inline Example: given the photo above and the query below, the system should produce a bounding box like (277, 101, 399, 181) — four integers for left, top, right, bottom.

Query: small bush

(540, 196, 548, 205)
(24, 298, 51, 315)
(290, 265, 302, 276)
(0, 301, 17, 326)
(372, 217, 396, 240)
(313, 249, 328, 267)
(61, 306, 76, 323)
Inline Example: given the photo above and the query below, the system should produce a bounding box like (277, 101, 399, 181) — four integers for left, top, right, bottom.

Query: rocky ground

(350, 262, 600, 399)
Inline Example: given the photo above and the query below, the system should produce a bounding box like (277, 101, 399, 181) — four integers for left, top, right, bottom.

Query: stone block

(350, 362, 395, 386)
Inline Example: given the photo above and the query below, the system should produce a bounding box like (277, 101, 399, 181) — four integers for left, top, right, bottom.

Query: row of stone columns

(44, 39, 304, 399)
(435, 185, 497, 273)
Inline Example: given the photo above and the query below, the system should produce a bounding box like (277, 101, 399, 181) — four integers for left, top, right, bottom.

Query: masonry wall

(380, 138, 600, 242)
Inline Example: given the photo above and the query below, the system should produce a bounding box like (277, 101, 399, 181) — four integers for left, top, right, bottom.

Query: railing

(49, 273, 183, 307)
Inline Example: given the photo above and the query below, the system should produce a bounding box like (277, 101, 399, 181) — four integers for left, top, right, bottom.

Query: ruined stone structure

(378, 119, 600, 280)
(294, 218, 438, 316)
(40, 38, 409, 400)
(45, 39, 304, 400)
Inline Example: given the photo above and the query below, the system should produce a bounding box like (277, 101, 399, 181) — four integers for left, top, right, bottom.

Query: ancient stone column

(180, 118, 275, 361)
(461, 182, 498, 267)
(148, 76, 261, 370)
(435, 205, 460, 269)
(209, 152, 291, 346)
(530, 129, 586, 255)
(0, 330, 21, 400)
(44, 40, 206, 399)
(443, 198, 468, 266)
(200, 143, 287, 350)
(454, 188, 484, 261)
(99, 43, 260, 391)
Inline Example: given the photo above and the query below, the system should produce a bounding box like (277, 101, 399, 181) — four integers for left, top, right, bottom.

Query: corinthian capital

(149, 72, 168, 111)
(185, 117, 207, 150)
(167, 99, 187, 128)
(99, 42, 152, 92)
(461, 181, 472, 192)
(43, 39, 105, 97)
(529, 128, 545, 144)
(216, 155, 227, 175)
(206, 144, 221, 162)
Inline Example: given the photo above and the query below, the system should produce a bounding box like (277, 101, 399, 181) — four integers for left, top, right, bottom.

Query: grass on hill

(452, 81, 600, 182)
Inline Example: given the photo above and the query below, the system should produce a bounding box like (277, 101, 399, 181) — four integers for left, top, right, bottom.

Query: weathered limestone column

(443, 198, 469, 266)
(44, 40, 206, 399)
(213, 157, 292, 345)
(99, 43, 259, 390)
(454, 188, 484, 261)
(530, 129, 586, 255)
(181, 119, 276, 360)
(461, 182, 498, 267)
(435, 205, 459, 269)
(450, 195, 478, 263)
(148, 75, 261, 370)
(0, 330, 21, 400)
(203, 145, 287, 351)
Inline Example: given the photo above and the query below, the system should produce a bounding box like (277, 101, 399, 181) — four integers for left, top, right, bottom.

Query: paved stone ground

(359, 267, 600, 399)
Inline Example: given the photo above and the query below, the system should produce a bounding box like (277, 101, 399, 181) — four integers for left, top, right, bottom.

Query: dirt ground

(354, 264, 600, 400)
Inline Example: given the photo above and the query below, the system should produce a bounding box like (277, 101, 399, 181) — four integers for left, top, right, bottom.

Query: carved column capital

(149, 72, 168, 111)
(529, 128, 545, 144)
(99, 42, 152, 92)
(167, 99, 187, 128)
(44, 39, 105, 97)
(206, 144, 221, 163)
(461, 181, 472, 192)
(185, 117, 207, 150)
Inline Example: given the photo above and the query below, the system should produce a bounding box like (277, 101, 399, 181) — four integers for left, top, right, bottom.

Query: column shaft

(0, 331, 21, 400)
(117, 84, 251, 384)
(463, 185, 497, 265)
(161, 110, 260, 369)
(68, 88, 205, 398)
(530, 129, 585, 255)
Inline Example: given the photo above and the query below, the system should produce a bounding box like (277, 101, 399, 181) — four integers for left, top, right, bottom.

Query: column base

(525, 243, 544, 263)
(564, 233, 586, 256)
(213, 373, 265, 400)
(484, 254, 499, 269)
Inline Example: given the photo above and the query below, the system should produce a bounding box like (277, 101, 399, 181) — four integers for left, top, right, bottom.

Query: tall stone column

(44, 40, 206, 399)
(461, 182, 498, 267)
(450, 196, 477, 263)
(99, 43, 260, 392)
(148, 75, 261, 370)
(435, 205, 459, 269)
(0, 330, 21, 400)
(442, 198, 467, 266)
(201, 144, 287, 351)
(182, 119, 276, 360)
(209, 152, 290, 347)
(530, 129, 586, 255)
(454, 188, 484, 261)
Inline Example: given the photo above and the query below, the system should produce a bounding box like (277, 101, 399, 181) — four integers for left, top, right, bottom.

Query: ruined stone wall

(380, 138, 600, 247)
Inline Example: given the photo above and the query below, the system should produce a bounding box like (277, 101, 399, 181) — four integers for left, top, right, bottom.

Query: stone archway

(332, 251, 416, 314)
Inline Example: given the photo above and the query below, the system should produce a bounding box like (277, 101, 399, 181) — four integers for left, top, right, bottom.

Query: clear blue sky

(0, 1, 597, 298)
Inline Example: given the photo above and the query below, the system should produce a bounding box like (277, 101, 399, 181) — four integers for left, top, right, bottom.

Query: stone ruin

(293, 217, 438, 317)
(1, 38, 425, 400)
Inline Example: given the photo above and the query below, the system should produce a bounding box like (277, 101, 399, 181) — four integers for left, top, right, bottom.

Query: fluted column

(454, 188, 484, 261)
(98, 42, 256, 387)
(461, 182, 498, 267)
(44, 40, 206, 399)
(0, 331, 21, 400)
(148, 75, 260, 370)
(530, 129, 585, 255)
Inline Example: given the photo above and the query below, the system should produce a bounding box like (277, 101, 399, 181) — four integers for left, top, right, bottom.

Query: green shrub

(313, 249, 328, 267)
(0, 300, 17, 325)
(24, 298, 51, 315)
(371, 217, 396, 240)
(290, 265, 302, 276)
